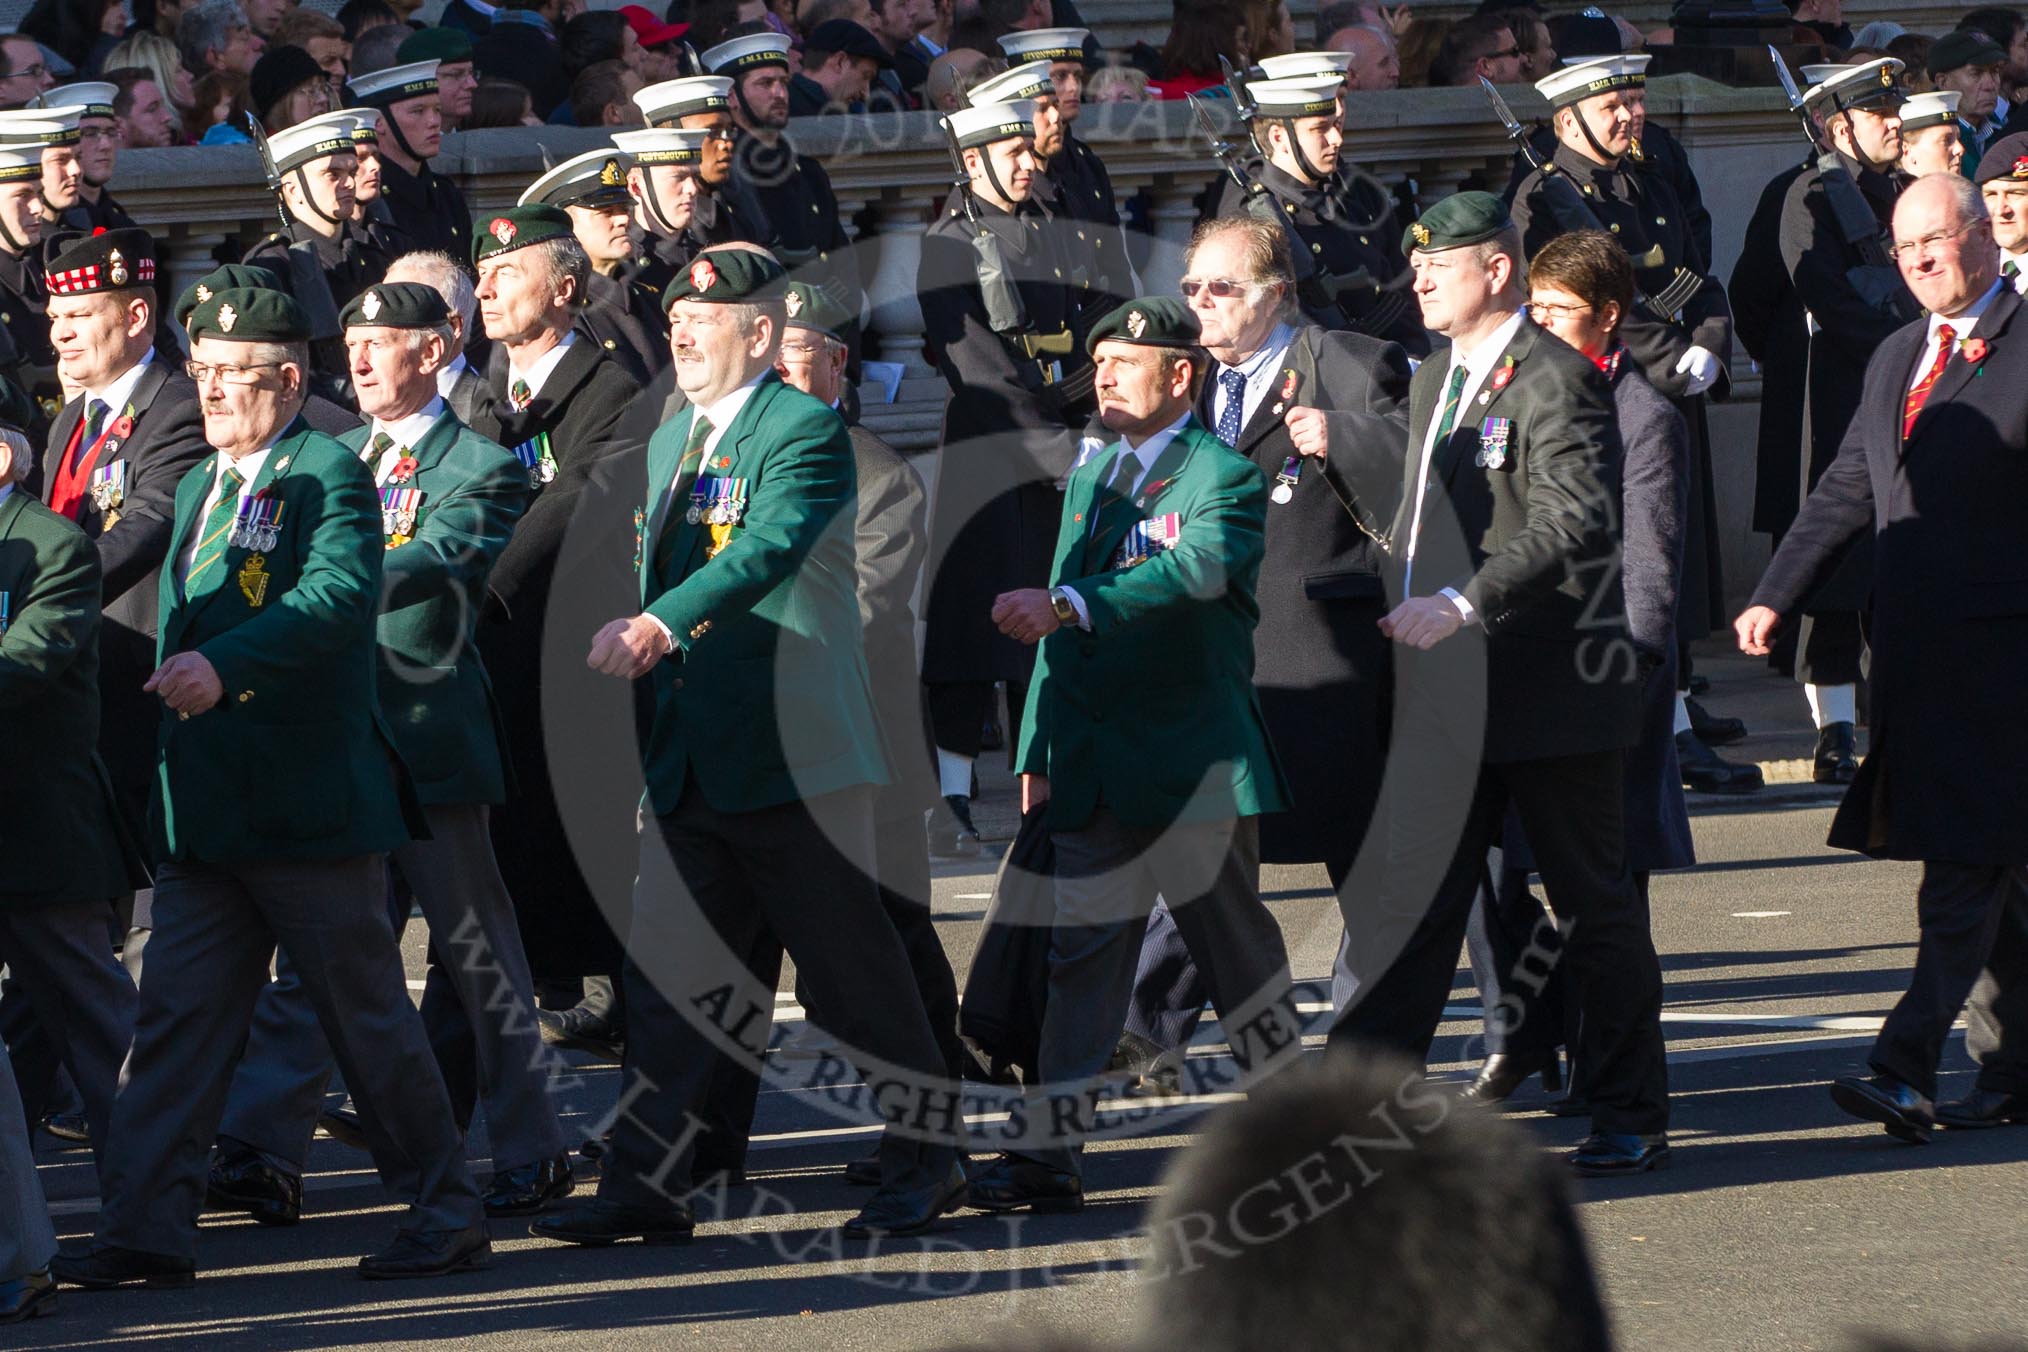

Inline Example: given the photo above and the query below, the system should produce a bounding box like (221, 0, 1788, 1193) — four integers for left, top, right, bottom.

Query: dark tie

(1216, 368, 1246, 447)
(185, 466, 246, 596)
(1432, 363, 1469, 449)
(652, 413, 715, 579)
(83, 398, 107, 447)
(509, 378, 532, 411)
(366, 430, 395, 474)
(1903, 322, 1955, 441)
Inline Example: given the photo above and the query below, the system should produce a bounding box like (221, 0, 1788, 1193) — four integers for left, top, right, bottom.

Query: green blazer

(1017, 417, 1290, 832)
(0, 488, 146, 905)
(152, 419, 418, 863)
(340, 412, 528, 807)
(637, 373, 886, 815)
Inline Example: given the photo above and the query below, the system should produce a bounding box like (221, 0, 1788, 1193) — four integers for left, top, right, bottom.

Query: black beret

(341, 281, 452, 330)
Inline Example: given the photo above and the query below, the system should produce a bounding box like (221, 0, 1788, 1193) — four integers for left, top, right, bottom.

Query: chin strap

(0, 215, 29, 255)
(292, 166, 346, 229)
(380, 107, 424, 168)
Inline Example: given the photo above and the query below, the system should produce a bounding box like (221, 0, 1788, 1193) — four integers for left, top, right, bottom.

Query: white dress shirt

(365, 397, 448, 485)
(436, 352, 471, 401)
(640, 373, 773, 647)
(1210, 323, 1298, 436)
(506, 331, 576, 405)
(178, 445, 274, 582)
(84, 349, 154, 425)
(1403, 308, 1527, 620)
(1910, 279, 2005, 391)
(2003, 249, 2028, 294)
(1059, 411, 1192, 628)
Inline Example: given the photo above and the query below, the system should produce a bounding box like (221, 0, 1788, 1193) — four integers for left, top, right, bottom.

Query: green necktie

(1088, 446, 1141, 543)
(1432, 362, 1469, 449)
(2005, 258, 2021, 279)
(366, 430, 395, 476)
(83, 398, 108, 446)
(653, 413, 714, 579)
(185, 466, 246, 596)
(509, 377, 532, 410)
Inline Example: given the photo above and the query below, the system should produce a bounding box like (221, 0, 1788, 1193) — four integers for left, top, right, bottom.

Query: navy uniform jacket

(730, 131, 863, 340)
(378, 156, 471, 263)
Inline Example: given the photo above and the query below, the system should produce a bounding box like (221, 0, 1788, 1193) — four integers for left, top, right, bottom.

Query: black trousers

(1871, 861, 2028, 1098)
(925, 680, 1025, 762)
(601, 782, 957, 1207)
(1329, 749, 1670, 1136)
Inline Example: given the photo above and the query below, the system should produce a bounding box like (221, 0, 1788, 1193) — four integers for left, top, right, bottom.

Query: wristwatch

(1048, 587, 1077, 625)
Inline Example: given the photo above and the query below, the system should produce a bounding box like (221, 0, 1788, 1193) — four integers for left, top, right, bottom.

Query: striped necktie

(1432, 362, 1469, 449)
(653, 413, 715, 578)
(509, 378, 532, 411)
(1903, 322, 1955, 441)
(185, 466, 246, 596)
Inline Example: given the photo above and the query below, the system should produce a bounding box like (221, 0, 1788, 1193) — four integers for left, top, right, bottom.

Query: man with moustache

(1979, 132, 2028, 288)
(521, 146, 668, 383)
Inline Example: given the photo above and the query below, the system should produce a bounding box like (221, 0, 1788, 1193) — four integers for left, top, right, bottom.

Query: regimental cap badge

(784, 288, 802, 316)
(1881, 64, 1894, 87)
(195, 283, 212, 303)
(218, 302, 238, 333)
(490, 217, 516, 245)
(1126, 308, 1147, 338)
(689, 258, 718, 293)
(1411, 221, 1431, 246)
(108, 248, 126, 286)
(361, 288, 382, 320)
(2016, 155, 2028, 178)
(600, 157, 624, 186)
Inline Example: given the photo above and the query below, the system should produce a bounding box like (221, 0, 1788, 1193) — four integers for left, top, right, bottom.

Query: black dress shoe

(1677, 731, 1764, 794)
(966, 1154, 1084, 1214)
(1829, 1073, 1934, 1143)
(40, 1111, 90, 1145)
(358, 1225, 491, 1280)
(843, 1143, 882, 1187)
(1813, 721, 1860, 784)
(534, 1006, 624, 1062)
(1108, 1031, 1182, 1098)
(979, 713, 1005, 752)
(1687, 672, 1710, 696)
(928, 795, 982, 859)
(318, 1104, 369, 1152)
(530, 1198, 696, 1247)
(1569, 1132, 1671, 1176)
(50, 1244, 194, 1290)
(1685, 696, 1747, 746)
(844, 1161, 970, 1239)
(484, 1152, 575, 1217)
(206, 1149, 302, 1226)
(1461, 1051, 1563, 1105)
(1937, 1087, 2028, 1129)
(0, 1269, 56, 1323)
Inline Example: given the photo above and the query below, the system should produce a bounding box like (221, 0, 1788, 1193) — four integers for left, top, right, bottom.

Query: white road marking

(1732, 910, 1793, 918)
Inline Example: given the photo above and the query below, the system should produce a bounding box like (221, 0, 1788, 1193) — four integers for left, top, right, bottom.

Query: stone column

(863, 191, 935, 376)
(1140, 175, 1205, 302)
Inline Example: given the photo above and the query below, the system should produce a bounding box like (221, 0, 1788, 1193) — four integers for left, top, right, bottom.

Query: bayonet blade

(1768, 46, 1805, 110)
(1480, 76, 1524, 138)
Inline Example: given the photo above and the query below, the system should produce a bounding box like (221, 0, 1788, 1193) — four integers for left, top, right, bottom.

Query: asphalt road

(18, 793, 2028, 1351)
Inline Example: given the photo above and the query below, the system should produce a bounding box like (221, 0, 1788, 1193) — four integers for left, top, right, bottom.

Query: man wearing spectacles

(0, 36, 52, 112)
(1769, 57, 1920, 790)
(1429, 12, 1524, 87)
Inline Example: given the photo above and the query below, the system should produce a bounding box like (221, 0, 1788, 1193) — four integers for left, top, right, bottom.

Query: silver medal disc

(1271, 482, 1294, 504)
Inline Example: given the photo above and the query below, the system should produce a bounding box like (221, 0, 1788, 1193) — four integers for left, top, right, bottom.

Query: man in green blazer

(0, 427, 141, 1163)
(532, 248, 965, 1248)
(969, 297, 1299, 1213)
(53, 289, 488, 1293)
(209, 281, 570, 1229)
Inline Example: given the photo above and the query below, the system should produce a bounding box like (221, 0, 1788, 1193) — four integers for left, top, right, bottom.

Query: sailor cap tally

(267, 108, 362, 173)
(35, 82, 115, 120)
(967, 60, 1056, 106)
(1896, 89, 1961, 133)
(1535, 53, 1650, 108)
(1246, 73, 1347, 118)
(1255, 51, 1356, 80)
(349, 107, 382, 144)
(632, 75, 734, 126)
(0, 108, 82, 148)
(700, 32, 792, 75)
(997, 27, 1089, 65)
(346, 59, 440, 108)
(943, 100, 1037, 149)
(612, 126, 713, 166)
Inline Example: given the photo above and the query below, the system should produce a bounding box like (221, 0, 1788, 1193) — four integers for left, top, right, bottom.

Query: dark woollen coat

(1753, 285, 2028, 867)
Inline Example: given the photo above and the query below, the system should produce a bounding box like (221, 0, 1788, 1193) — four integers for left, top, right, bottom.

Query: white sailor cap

(633, 75, 733, 126)
(349, 107, 382, 143)
(36, 82, 115, 120)
(942, 100, 1036, 149)
(700, 31, 792, 76)
(1534, 53, 1650, 108)
(346, 59, 439, 108)
(1255, 51, 1355, 80)
(267, 108, 360, 172)
(1898, 89, 1962, 132)
(1800, 58, 1905, 116)
(0, 108, 83, 148)
(520, 146, 631, 209)
(1799, 62, 1847, 84)
(0, 142, 39, 183)
(1246, 73, 1346, 118)
(997, 26, 1089, 65)
(967, 59, 1054, 106)
(613, 126, 713, 166)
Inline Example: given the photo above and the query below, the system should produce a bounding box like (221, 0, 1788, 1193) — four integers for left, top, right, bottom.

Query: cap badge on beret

(108, 250, 126, 286)
(490, 217, 516, 246)
(195, 284, 212, 304)
(784, 288, 802, 316)
(361, 289, 383, 321)
(689, 258, 717, 292)
(219, 303, 238, 334)
(2017, 156, 2028, 178)
(1126, 309, 1147, 338)
(1412, 221, 1430, 246)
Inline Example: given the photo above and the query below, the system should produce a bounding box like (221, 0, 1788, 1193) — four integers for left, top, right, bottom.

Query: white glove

(1674, 345, 1722, 396)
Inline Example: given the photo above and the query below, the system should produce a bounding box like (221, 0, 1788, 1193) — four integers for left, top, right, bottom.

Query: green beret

(341, 281, 452, 330)
(781, 280, 852, 340)
(1403, 190, 1511, 255)
(399, 27, 475, 65)
(662, 249, 788, 310)
(472, 204, 574, 266)
(186, 287, 311, 343)
(1085, 295, 1202, 353)
(174, 263, 285, 327)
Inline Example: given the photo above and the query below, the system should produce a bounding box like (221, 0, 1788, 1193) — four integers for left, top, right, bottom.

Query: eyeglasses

(0, 64, 47, 82)
(778, 339, 827, 359)
(1529, 300, 1594, 321)
(1487, 46, 1522, 61)
(1887, 221, 1976, 260)
(186, 360, 283, 385)
(1179, 277, 1266, 299)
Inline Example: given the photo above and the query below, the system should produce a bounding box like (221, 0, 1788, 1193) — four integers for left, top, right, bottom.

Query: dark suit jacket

(1395, 317, 1641, 765)
(1753, 284, 2028, 866)
(1732, 160, 1811, 536)
(446, 362, 497, 431)
(847, 421, 936, 819)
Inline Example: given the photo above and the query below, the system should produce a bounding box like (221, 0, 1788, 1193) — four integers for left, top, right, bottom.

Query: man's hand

(1734, 605, 1782, 657)
(1379, 596, 1465, 650)
(1284, 405, 1331, 459)
(1674, 346, 1722, 396)
(587, 615, 673, 678)
(1021, 773, 1050, 814)
(145, 652, 225, 716)
(993, 588, 1060, 644)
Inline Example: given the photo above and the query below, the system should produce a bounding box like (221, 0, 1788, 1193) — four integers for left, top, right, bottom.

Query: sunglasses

(1179, 277, 1266, 299)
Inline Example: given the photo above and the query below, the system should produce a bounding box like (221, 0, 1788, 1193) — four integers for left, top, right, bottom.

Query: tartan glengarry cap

(45, 227, 157, 296)
(781, 280, 853, 340)
(174, 264, 287, 327)
(1085, 295, 1202, 353)
(662, 249, 788, 309)
(519, 147, 631, 210)
(471, 203, 574, 266)
(1977, 131, 2028, 184)
(1403, 190, 1512, 254)
(186, 286, 312, 343)
(341, 281, 452, 330)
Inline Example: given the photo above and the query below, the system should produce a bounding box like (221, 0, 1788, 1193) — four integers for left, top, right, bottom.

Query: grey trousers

(0, 1038, 54, 1279)
(0, 899, 137, 1157)
(1026, 810, 1292, 1177)
(218, 804, 565, 1175)
(97, 854, 482, 1260)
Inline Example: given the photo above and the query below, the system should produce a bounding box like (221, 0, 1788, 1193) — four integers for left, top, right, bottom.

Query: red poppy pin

(1960, 337, 1989, 366)
(110, 414, 133, 439)
(1490, 358, 1516, 392)
(389, 456, 419, 484)
(1279, 368, 1298, 401)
